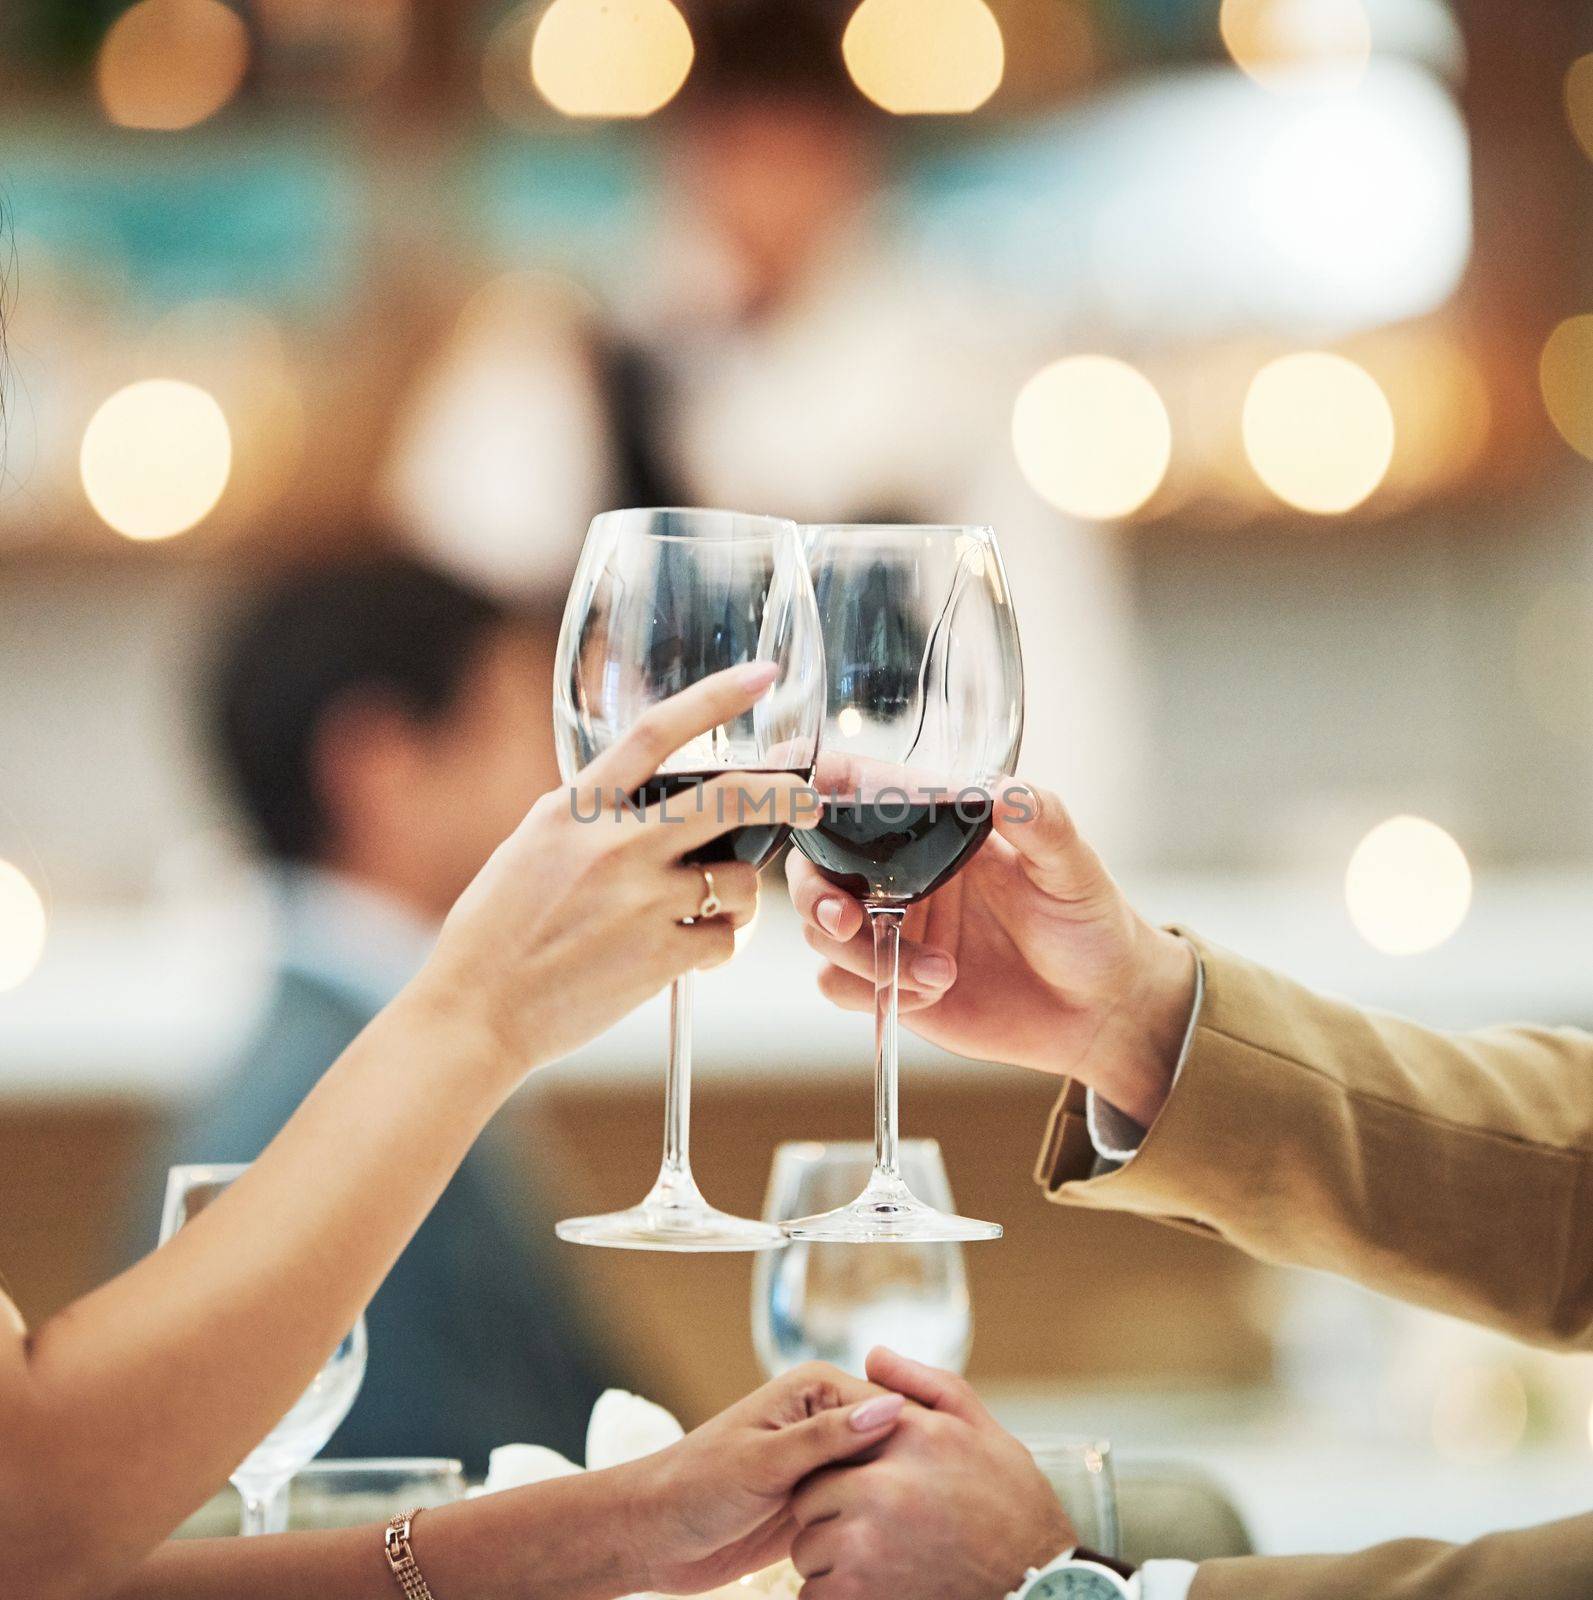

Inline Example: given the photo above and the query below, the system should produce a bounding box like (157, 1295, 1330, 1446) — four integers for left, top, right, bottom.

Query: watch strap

(1075, 1545, 1137, 1582)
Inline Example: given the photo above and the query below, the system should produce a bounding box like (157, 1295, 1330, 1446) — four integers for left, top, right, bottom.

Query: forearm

(3, 980, 517, 1595)
(112, 1474, 647, 1600)
(1187, 1509, 1593, 1600)
(1043, 931, 1593, 1349)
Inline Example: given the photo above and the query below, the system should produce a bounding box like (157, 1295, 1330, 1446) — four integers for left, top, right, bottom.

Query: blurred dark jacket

(179, 869, 614, 1471)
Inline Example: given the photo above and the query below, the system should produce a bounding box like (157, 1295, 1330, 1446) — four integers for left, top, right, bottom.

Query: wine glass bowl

(790, 525, 1023, 1244)
(754, 1140, 973, 1378)
(552, 507, 824, 1251)
(160, 1164, 367, 1535)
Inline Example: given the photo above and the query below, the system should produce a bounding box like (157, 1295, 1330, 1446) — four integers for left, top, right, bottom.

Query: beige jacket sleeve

(1036, 930, 1593, 1350)
(1187, 1514, 1593, 1599)
(1035, 932, 1593, 1595)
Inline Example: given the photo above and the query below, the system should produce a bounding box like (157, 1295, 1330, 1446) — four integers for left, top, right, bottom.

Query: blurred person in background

(381, 0, 1144, 858)
(185, 551, 619, 1469)
(786, 795, 1593, 1599)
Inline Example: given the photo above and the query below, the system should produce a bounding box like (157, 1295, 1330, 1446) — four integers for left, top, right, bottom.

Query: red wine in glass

(630, 767, 816, 870)
(802, 793, 994, 903)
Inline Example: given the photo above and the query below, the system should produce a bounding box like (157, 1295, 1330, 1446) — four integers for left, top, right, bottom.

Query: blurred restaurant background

(3, 0, 1593, 1556)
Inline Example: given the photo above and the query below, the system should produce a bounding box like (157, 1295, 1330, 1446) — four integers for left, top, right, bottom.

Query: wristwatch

(1006, 1547, 1137, 1600)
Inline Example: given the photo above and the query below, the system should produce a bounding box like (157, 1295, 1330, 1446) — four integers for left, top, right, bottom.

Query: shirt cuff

(1135, 1560, 1200, 1600)
(1084, 940, 1206, 1167)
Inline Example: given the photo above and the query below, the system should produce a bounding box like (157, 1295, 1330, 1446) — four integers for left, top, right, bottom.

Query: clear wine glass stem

(869, 908, 906, 1193)
(646, 972, 705, 1208)
(239, 1481, 290, 1536)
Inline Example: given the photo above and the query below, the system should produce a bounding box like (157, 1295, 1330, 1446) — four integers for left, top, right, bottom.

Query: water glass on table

(289, 1459, 466, 1530)
(754, 1139, 973, 1378)
(1021, 1437, 1122, 1559)
(159, 1163, 368, 1536)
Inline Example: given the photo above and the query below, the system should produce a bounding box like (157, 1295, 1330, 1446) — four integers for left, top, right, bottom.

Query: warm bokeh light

(96, 0, 250, 131)
(837, 707, 864, 738)
(1431, 1363, 1528, 1465)
(1566, 54, 1593, 163)
(0, 861, 47, 994)
(1220, 0, 1372, 94)
(1345, 815, 1471, 956)
(1243, 352, 1394, 514)
(531, 0, 694, 119)
(80, 380, 234, 542)
(843, 0, 1004, 115)
(1012, 356, 1172, 521)
(1539, 314, 1593, 463)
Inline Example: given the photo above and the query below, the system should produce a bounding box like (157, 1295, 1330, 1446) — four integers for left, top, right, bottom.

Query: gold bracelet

(384, 1509, 439, 1600)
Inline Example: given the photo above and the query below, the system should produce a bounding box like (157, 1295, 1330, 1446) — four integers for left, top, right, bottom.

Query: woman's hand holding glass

(409, 661, 814, 1092)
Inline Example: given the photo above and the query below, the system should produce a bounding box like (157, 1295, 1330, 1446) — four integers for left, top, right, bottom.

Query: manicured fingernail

(816, 897, 846, 937)
(849, 1394, 905, 1431)
(912, 954, 953, 987)
(737, 661, 780, 693)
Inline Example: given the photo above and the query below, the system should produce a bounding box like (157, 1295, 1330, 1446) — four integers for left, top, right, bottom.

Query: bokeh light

(1565, 54, 1593, 163)
(843, 0, 1004, 115)
(837, 707, 864, 738)
(531, 0, 694, 119)
(1220, 0, 1372, 95)
(1345, 815, 1471, 956)
(1539, 315, 1593, 463)
(1012, 356, 1172, 522)
(1431, 1363, 1528, 1465)
(0, 862, 47, 994)
(80, 380, 234, 542)
(1243, 352, 1394, 514)
(97, 0, 250, 131)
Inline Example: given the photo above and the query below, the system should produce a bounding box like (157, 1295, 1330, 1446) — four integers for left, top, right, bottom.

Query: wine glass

(159, 1164, 368, 1536)
(753, 1140, 972, 1378)
(789, 524, 1023, 1243)
(553, 507, 824, 1250)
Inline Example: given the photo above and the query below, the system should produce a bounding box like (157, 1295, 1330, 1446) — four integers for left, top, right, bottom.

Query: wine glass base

(556, 1204, 788, 1253)
(783, 1190, 1002, 1244)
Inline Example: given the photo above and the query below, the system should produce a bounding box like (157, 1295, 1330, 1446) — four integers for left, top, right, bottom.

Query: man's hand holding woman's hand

(790, 1349, 1075, 1600)
(608, 1364, 906, 1596)
(787, 782, 1197, 1128)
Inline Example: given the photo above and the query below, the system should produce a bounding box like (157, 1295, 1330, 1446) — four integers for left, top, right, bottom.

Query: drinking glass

(1020, 1438, 1121, 1558)
(289, 1459, 466, 1530)
(553, 507, 825, 1250)
(159, 1164, 368, 1536)
(754, 1140, 972, 1378)
(789, 524, 1023, 1242)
